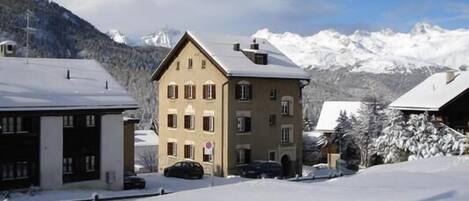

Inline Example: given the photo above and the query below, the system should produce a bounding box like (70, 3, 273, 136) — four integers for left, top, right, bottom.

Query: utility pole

(25, 9, 34, 64)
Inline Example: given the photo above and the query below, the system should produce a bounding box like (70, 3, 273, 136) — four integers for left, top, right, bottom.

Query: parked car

(306, 164, 342, 179)
(163, 161, 204, 179)
(124, 171, 146, 190)
(240, 161, 282, 178)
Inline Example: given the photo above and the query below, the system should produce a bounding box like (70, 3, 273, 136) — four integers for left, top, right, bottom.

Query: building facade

(0, 57, 138, 190)
(152, 31, 309, 177)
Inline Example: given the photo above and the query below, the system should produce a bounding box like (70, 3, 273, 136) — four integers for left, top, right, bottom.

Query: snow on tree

(332, 111, 360, 169)
(352, 95, 386, 167)
(376, 111, 467, 163)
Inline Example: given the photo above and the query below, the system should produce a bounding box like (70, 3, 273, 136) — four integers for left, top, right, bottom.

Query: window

(281, 101, 291, 116)
(167, 84, 178, 99)
(269, 151, 276, 161)
(63, 116, 74, 128)
(184, 144, 194, 159)
(235, 83, 252, 100)
(270, 89, 277, 100)
(201, 60, 206, 69)
(1, 163, 14, 180)
(281, 127, 292, 143)
(254, 53, 268, 65)
(86, 115, 96, 127)
(167, 142, 177, 156)
(203, 116, 215, 132)
(176, 61, 180, 70)
(184, 115, 195, 130)
(269, 115, 276, 126)
(6, 45, 13, 52)
(203, 84, 216, 100)
(85, 156, 96, 172)
(236, 149, 251, 164)
(236, 117, 251, 133)
(184, 84, 196, 99)
(188, 58, 193, 69)
(1, 117, 14, 134)
(63, 157, 73, 174)
(167, 114, 177, 128)
(202, 148, 212, 162)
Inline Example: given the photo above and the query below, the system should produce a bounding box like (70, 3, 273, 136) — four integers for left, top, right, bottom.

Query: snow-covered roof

(0, 40, 16, 46)
(135, 130, 159, 147)
(315, 101, 361, 132)
(0, 57, 138, 111)
(152, 31, 310, 80)
(390, 71, 469, 111)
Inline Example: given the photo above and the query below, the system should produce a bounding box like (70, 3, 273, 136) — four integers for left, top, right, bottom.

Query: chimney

(250, 38, 259, 50)
(446, 71, 456, 84)
(233, 43, 240, 51)
(66, 70, 71, 80)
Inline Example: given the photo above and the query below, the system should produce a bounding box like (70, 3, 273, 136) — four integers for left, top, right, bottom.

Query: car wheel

(197, 174, 203, 179)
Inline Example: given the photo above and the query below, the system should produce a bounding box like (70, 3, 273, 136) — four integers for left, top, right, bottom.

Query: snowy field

(6, 174, 248, 201)
(137, 156, 469, 201)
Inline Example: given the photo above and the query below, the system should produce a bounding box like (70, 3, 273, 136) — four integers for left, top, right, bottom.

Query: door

(281, 155, 291, 177)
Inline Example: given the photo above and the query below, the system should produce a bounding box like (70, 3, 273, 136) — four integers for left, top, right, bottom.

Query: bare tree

(138, 149, 158, 172)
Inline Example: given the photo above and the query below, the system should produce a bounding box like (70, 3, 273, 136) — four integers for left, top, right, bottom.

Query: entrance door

(281, 155, 291, 178)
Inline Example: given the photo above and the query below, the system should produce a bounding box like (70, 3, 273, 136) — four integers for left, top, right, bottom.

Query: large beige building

(151, 31, 310, 177)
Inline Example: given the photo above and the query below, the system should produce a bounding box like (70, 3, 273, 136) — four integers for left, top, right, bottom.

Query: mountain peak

(106, 29, 128, 44)
(410, 22, 444, 35)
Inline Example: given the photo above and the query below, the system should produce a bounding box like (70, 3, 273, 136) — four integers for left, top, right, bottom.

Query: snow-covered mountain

(253, 23, 469, 74)
(106, 29, 129, 45)
(105, 28, 182, 48)
(140, 28, 182, 48)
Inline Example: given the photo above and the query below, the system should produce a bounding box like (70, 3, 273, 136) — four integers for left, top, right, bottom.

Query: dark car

(163, 161, 204, 179)
(241, 161, 282, 178)
(124, 171, 146, 190)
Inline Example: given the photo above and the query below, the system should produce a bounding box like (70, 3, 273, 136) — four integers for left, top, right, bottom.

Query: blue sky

(53, 0, 469, 36)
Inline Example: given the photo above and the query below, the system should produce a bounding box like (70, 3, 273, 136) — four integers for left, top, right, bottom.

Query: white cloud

(52, 0, 339, 35)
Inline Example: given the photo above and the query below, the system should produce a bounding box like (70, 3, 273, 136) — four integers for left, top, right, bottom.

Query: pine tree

(333, 111, 360, 169)
(375, 109, 408, 163)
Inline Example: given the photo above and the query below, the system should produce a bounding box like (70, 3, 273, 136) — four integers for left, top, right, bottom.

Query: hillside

(0, 0, 169, 127)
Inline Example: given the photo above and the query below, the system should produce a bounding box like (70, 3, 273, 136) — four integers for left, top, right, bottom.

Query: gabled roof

(151, 31, 310, 81)
(390, 72, 469, 111)
(0, 57, 138, 112)
(0, 40, 16, 46)
(315, 101, 361, 132)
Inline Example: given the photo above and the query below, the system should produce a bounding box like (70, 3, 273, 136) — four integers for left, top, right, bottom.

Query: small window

(236, 117, 251, 133)
(63, 157, 73, 174)
(269, 151, 276, 161)
(269, 115, 276, 126)
(86, 115, 96, 127)
(176, 61, 180, 70)
(15, 161, 29, 179)
(1, 163, 14, 180)
(236, 149, 251, 164)
(167, 142, 177, 156)
(203, 116, 215, 132)
(202, 148, 212, 162)
(184, 115, 195, 130)
(184, 144, 194, 159)
(167, 114, 177, 128)
(167, 85, 178, 99)
(188, 58, 193, 69)
(85, 155, 96, 172)
(6, 45, 13, 52)
(270, 89, 277, 100)
(254, 53, 267, 65)
(203, 84, 216, 100)
(281, 101, 291, 116)
(201, 60, 206, 69)
(63, 116, 74, 128)
(236, 83, 251, 100)
(281, 127, 292, 143)
(184, 85, 196, 99)
(1, 117, 15, 134)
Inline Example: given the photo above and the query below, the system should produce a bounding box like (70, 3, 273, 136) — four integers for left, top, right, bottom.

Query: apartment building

(151, 31, 310, 177)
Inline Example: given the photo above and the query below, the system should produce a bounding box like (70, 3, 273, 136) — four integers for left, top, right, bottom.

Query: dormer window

(254, 53, 267, 65)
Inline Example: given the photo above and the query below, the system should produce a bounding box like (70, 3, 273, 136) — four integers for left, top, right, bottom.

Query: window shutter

(203, 85, 207, 99)
(175, 86, 178, 99)
(184, 115, 190, 129)
(203, 116, 209, 131)
(235, 85, 241, 99)
(192, 85, 196, 99)
(245, 149, 251, 163)
(245, 117, 251, 132)
(167, 115, 172, 127)
(167, 86, 171, 98)
(211, 85, 216, 99)
(184, 85, 188, 99)
(248, 85, 252, 99)
(167, 143, 173, 155)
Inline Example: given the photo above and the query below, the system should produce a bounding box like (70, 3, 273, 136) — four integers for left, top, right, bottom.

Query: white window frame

(281, 125, 293, 143)
(281, 96, 294, 116)
(85, 155, 96, 172)
(63, 116, 74, 128)
(86, 115, 96, 127)
(63, 157, 73, 174)
(167, 142, 177, 157)
(237, 149, 246, 164)
(168, 84, 178, 99)
(240, 84, 249, 100)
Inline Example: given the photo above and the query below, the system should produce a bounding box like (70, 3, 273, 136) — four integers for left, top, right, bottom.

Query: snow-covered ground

(137, 156, 469, 201)
(6, 174, 248, 201)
